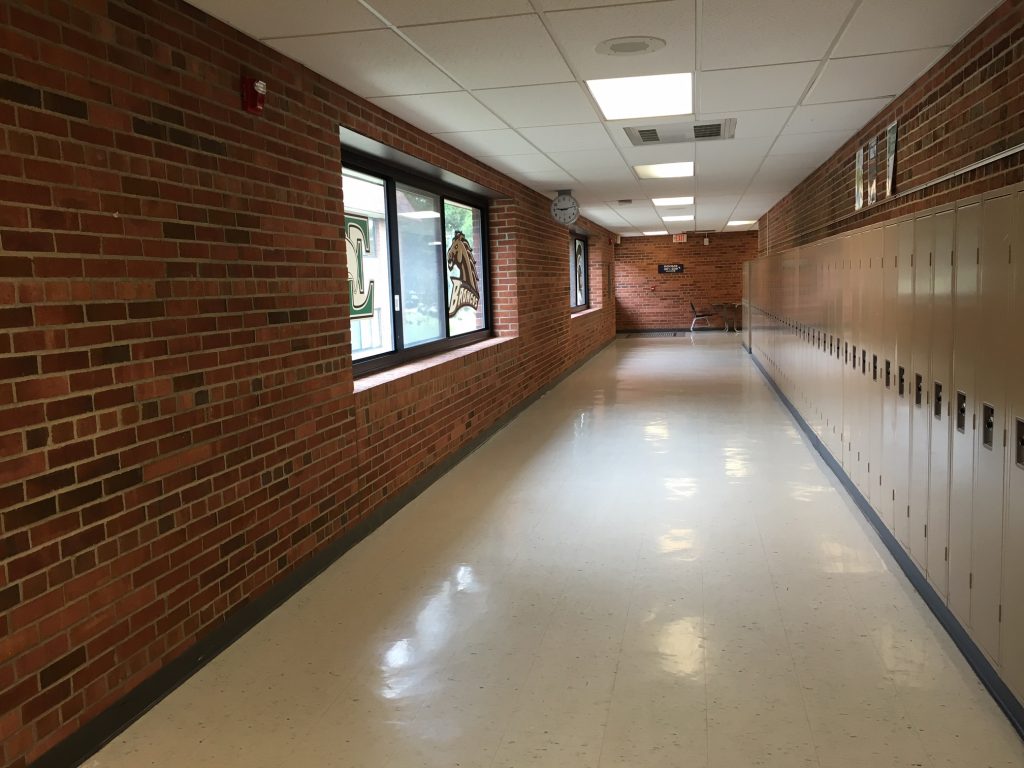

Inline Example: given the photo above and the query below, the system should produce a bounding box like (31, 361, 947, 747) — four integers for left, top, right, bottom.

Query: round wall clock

(550, 191, 580, 226)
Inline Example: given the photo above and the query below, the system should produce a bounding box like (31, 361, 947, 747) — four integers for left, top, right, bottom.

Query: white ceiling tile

(485, 153, 565, 176)
(834, 0, 1001, 57)
(369, 92, 505, 132)
(548, 149, 632, 175)
(575, 182, 645, 204)
(519, 170, 581, 189)
(475, 83, 600, 128)
(698, 108, 792, 139)
(545, 1, 696, 80)
(519, 124, 615, 153)
(192, 0, 382, 40)
(769, 129, 853, 157)
(366, 0, 533, 26)
(701, 0, 855, 69)
(619, 142, 696, 166)
(783, 97, 891, 134)
(806, 48, 948, 105)
(535, 0, 661, 10)
(580, 205, 632, 229)
(432, 129, 536, 157)
(403, 16, 572, 89)
(698, 62, 818, 113)
(270, 30, 458, 98)
(696, 136, 773, 176)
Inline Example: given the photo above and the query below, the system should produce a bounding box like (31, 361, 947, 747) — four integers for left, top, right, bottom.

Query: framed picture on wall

(855, 147, 864, 210)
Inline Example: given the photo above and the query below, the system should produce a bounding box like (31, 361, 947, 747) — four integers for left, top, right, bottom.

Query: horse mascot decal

(446, 231, 480, 317)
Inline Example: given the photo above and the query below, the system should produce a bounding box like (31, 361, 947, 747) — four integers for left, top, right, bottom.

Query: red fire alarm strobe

(241, 76, 267, 115)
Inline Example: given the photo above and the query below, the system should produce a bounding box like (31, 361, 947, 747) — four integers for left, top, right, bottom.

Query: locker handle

(1016, 418, 1024, 467)
(956, 391, 967, 433)
(982, 404, 995, 449)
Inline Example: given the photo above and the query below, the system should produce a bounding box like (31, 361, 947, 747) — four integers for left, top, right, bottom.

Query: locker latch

(956, 391, 967, 433)
(982, 403, 995, 450)
(933, 382, 943, 420)
(1017, 418, 1024, 468)
(898, 366, 906, 398)
(914, 374, 923, 407)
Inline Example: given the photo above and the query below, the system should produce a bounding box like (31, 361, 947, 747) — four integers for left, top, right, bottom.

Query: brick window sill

(571, 306, 602, 319)
(353, 336, 514, 394)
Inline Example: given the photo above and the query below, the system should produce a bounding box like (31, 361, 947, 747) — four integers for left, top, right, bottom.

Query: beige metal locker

(909, 215, 934, 568)
(1000, 189, 1024, 701)
(894, 220, 915, 548)
(949, 201, 981, 626)
(969, 194, 1014, 662)
(865, 229, 886, 513)
(880, 224, 900, 531)
(927, 210, 956, 598)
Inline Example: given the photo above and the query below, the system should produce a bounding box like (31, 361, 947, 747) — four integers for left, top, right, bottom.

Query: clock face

(550, 194, 579, 226)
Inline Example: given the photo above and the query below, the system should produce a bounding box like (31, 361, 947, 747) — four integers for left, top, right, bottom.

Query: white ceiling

(193, 0, 1000, 235)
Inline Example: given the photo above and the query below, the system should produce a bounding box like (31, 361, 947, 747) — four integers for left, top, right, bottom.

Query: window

(342, 162, 489, 371)
(570, 236, 589, 309)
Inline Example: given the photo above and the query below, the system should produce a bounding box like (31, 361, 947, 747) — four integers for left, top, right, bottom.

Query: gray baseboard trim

(750, 352, 1024, 741)
(32, 337, 615, 768)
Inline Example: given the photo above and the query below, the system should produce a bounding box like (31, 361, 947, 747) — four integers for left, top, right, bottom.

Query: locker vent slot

(845, 342, 849, 364)
(885, 360, 892, 388)
(914, 374, 923, 407)
(872, 355, 878, 381)
(861, 350, 866, 374)
(934, 382, 943, 420)
(982, 403, 995, 449)
(956, 391, 967, 433)
(898, 366, 906, 398)
(1017, 418, 1024, 468)
(852, 345, 857, 368)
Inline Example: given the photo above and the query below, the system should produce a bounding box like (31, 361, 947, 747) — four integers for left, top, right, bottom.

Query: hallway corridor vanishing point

(87, 335, 1024, 768)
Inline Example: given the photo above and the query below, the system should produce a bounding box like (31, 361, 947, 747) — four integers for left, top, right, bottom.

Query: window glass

(396, 184, 444, 347)
(343, 170, 394, 361)
(444, 200, 486, 336)
(571, 237, 588, 308)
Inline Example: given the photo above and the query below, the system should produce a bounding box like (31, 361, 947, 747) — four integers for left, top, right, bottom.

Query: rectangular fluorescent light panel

(643, 230, 668, 236)
(652, 197, 694, 207)
(586, 73, 693, 121)
(662, 215, 694, 222)
(727, 220, 756, 226)
(634, 162, 694, 179)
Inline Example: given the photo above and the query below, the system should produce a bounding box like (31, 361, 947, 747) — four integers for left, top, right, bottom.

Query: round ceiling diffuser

(595, 36, 667, 56)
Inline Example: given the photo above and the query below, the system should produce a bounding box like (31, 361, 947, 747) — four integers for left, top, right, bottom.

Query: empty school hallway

(84, 335, 1024, 768)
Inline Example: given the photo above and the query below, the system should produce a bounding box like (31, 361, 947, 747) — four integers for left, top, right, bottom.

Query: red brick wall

(0, 0, 615, 764)
(614, 232, 758, 331)
(761, 0, 1024, 252)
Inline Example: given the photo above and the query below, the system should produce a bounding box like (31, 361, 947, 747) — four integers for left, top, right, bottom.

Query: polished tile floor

(88, 334, 1024, 768)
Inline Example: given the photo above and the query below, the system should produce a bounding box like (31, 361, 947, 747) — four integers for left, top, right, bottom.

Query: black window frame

(570, 234, 590, 312)
(343, 152, 492, 376)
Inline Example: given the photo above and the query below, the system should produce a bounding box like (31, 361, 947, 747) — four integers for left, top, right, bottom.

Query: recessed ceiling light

(399, 211, 441, 219)
(662, 215, 694, 222)
(652, 196, 694, 206)
(726, 220, 756, 226)
(586, 73, 693, 121)
(643, 230, 668, 236)
(634, 162, 694, 179)
(595, 36, 666, 56)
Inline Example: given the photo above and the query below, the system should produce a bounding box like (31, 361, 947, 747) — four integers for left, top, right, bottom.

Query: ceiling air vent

(623, 118, 737, 146)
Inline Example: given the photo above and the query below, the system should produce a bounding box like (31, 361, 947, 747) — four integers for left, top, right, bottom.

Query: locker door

(842, 237, 855, 473)
(880, 224, 900, 531)
(927, 210, 956, 598)
(866, 229, 886, 512)
(949, 202, 981, 626)
(852, 241, 868, 492)
(909, 215, 934, 568)
(1001, 189, 1024, 700)
(969, 194, 1014, 662)
(894, 220, 915, 548)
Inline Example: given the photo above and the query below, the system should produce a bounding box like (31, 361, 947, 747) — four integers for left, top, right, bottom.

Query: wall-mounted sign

(672, 233, 687, 243)
(867, 137, 878, 205)
(886, 121, 898, 197)
(854, 147, 864, 211)
(658, 263, 684, 274)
